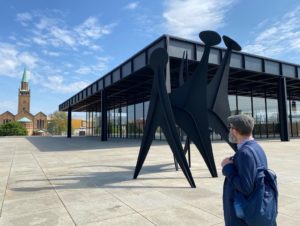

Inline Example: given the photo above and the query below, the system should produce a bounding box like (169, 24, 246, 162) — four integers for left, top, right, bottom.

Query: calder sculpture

(133, 30, 242, 188)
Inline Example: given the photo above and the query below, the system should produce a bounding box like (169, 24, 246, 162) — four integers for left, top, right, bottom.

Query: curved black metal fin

(207, 35, 241, 152)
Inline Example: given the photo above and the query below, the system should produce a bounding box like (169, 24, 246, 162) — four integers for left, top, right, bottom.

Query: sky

(1, 0, 300, 116)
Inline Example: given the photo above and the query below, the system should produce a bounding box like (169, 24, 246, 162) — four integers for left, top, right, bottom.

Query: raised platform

(0, 137, 299, 225)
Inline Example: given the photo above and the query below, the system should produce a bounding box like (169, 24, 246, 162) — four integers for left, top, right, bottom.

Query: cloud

(16, 11, 116, 51)
(75, 56, 111, 75)
(29, 68, 89, 94)
(4, 10, 114, 95)
(124, 2, 139, 10)
(0, 101, 17, 114)
(43, 75, 89, 93)
(32, 37, 47, 45)
(0, 43, 19, 77)
(75, 17, 112, 39)
(16, 12, 32, 22)
(74, 17, 116, 49)
(18, 52, 38, 68)
(243, 6, 300, 60)
(35, 16, 57, 30)
(16, 12, 32, 26)
(0, 43, 38, 77)
(50, 27, 76, 47)
(75, 66, 92, 75)
(65, 63, 73, 68)
(129, 11, 163, 38)
(31, 16, 78, 49)
(27, 65, 92, 94)
(162, 0, 236, 39)
(43, 50, 60, 57)
(118, 2, 162, 38)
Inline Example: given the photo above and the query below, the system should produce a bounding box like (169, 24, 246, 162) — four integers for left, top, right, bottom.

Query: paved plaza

(0, 137, 299, 226)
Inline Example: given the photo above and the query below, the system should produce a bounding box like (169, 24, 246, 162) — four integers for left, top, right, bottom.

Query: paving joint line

(0, 144, 16, 218)
(104, 189, 158, 226)
(29, 148, 77, 226)
(155, 190, 224, 220)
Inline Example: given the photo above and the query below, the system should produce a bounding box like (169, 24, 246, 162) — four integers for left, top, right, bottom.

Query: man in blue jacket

(221, 114, 275, 226)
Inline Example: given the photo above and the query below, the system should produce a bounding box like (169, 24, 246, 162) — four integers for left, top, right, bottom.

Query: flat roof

(59, 34, 300, 112)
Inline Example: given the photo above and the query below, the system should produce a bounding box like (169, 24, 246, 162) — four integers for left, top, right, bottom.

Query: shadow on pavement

(10, 163, 200, 191)
(26, 136, 167, 152)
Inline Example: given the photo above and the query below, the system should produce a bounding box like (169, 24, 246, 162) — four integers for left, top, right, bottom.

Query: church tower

(18, 69, 30, 113)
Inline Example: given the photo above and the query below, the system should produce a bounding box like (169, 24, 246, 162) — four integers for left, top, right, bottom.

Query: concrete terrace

(0, 137, 299, 226)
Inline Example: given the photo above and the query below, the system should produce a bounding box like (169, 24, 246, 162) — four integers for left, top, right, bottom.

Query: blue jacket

(222, 140, 268, 226)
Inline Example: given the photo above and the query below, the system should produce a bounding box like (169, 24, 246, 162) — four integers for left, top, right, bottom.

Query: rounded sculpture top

(149, 48, 168, 69)
(223, 35, 242, 51)
(199, 30, 221, 47)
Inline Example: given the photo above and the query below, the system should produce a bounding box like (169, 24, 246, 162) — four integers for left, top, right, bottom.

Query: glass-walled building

(82, 95, 300, 141)
(59, 34, 300, 141)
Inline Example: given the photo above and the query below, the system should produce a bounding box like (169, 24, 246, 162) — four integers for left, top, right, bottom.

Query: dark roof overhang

(59, 35, 300, 112)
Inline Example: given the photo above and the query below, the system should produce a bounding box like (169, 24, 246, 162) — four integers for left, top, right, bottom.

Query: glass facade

(121, 106, 127, 138)
(253, 96, 266, 138)
(289, 100, 300, 137)
(128, 104, 135, 138)
(266, 98, 279, 138)
(135, 102, 143, 139)
(84, 89, 299, 140)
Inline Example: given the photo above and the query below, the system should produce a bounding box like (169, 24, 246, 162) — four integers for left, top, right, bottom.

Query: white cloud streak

(16, 12, 32, 26)
(74, 17, 116, 49)
(17, 11, 115, 51)
(4, 10, 115, 95)
(75, 17, 112, 39)
(124, 2, 139, 10)
(0, 101, 17, 114)
(0, 42, 95, 94)
(43, 75, 89, 93)
(43, 50, 60, 57)
(162, 0, 236, 39)
(75, 56, 111, 75)
(0, 43, 38, 77)
(16, 12, 32, 22)
(18, 52, 38, 68)
(243, 6, 300, 60)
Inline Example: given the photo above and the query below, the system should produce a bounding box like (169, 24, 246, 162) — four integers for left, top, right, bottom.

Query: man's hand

(221, 157, 233, 168)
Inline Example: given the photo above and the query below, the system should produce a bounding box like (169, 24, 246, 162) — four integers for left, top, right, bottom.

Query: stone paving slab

(0, 207, 75, 226)
(0, 136, 299, 225)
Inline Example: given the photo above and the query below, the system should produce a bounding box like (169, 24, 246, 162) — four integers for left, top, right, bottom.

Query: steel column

(277, 77, 289, 141)
(67, 107, 72, 138)
(101, 90, 108, 141)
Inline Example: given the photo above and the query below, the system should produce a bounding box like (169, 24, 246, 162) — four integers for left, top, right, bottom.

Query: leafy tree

(48, 111, 67, 135)
(0, 121, 27, 136)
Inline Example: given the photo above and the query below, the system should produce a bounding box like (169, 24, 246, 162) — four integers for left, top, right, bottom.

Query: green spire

(22, 68, 28, 83)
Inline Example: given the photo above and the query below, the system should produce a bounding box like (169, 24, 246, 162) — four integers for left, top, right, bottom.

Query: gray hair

(227, 114, 254, 135)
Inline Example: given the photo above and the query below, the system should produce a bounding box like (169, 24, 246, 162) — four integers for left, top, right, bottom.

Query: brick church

(0, 69, 47, 135)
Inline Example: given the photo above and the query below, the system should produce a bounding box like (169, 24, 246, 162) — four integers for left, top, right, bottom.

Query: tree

(48, 111, 67, 135)
(0, 121, 27, 136)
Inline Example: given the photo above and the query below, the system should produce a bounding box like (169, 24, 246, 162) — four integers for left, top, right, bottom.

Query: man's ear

(232, 128, 237, 136)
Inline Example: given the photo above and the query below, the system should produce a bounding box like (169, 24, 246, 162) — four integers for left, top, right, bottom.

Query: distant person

(221, 114, 277, 226)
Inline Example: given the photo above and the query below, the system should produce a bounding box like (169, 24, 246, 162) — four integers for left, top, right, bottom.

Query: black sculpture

(134, 30, 241, 187)
(133, 48, 196, 188)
